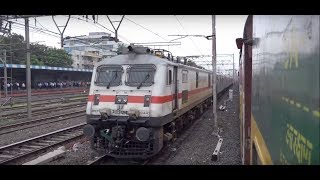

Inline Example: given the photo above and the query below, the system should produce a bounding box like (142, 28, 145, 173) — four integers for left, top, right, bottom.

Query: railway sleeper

(48, 137, 68, 142)
(0, 150, 15, 155)
(22, 145, 43, 149)
(31, 142, 51, 147)
(41, 140, 61, 144)
(0, 154, 15, 159)
(11, 147, 32, 152)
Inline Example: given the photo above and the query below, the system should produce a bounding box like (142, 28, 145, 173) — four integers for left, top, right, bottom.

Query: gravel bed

(0, 114, 86, 147)
(159, 84, 241, 165)
(45, 140, 95, 165)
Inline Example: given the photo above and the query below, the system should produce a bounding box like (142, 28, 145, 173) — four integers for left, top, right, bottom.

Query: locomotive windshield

(125, 64, 156, 88)
(95, 65, 123, 87)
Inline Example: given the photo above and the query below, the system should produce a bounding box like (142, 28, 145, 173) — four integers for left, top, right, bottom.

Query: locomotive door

(172, 66, 178, 110)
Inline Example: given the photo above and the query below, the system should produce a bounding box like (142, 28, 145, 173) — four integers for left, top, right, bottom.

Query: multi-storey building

(63, 32, 119, 69)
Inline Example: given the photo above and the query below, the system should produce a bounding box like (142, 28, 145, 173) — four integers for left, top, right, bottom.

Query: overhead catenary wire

(174, 15, 204, 56)
(8, 19, 60, 36)
(173, 15, 213, 67)
(33, 17, 53, 34)
(10, 23, 60, 38)
(124, 17, 169, 42)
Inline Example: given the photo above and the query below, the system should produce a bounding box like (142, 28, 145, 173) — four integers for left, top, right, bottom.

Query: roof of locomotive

(96, 53, 212, 73)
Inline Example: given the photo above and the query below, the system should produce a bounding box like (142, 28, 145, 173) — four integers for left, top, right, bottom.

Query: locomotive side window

(168, 70, 172, 85)
(126, 64, 156, 88)
(95, 65, 123, 88)
(196, 72, 199, 88)
(182, 70, 188, 83)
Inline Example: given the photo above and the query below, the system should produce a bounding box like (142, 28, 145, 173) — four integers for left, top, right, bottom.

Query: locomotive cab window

(95, 65, 123, 88)
(125, 64, 156, 88)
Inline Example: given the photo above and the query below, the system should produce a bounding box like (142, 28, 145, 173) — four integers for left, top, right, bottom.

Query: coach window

(168, 70, 172, 85)
(182, 70, 188, 83)
(196, 72, 199, 88)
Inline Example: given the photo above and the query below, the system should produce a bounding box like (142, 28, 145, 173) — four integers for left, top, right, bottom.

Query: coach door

(168, 66, 178, 111)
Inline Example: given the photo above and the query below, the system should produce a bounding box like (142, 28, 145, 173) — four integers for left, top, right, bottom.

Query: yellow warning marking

(312, 111, 320, 118)
(281, 96, 319, 119)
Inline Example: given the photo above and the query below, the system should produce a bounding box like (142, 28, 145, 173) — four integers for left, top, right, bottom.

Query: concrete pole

(25, 18, 32, 120)
(212, 15, 217, 129)
(4, 49, 7, 97)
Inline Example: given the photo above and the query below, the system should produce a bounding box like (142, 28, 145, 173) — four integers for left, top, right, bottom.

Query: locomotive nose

(83, 124, 96, 138)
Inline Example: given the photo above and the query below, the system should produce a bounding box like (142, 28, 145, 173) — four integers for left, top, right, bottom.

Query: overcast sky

(10, 15, 248, 71)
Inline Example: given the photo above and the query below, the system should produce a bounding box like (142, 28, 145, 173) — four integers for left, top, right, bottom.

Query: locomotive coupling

(128, 110, 140, 120)
(99, 108, 111, 119)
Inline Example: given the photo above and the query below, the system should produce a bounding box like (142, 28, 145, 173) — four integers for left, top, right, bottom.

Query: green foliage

(30, 54, 44, 66)
(187, 60, 203, 69)
(0, 33, 26, 64)
(44, 48, 73, 67)
(116, 42, 126, 55)
(0, 33, 72, 67)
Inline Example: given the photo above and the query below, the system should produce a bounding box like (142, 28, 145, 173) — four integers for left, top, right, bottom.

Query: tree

(30, 54, 44, 66)
(1, 33, 73, 67)
(0, 33, 26, 64)
(116, 42, 127, 55)
(44, 48, 73, 67)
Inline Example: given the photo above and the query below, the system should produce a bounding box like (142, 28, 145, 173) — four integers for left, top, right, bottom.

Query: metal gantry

(52, 15, 71, 48)
(106, 15, 125, 42)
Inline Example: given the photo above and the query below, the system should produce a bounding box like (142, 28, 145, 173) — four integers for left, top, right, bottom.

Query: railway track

(0, 123, 86, 165)
(0, 110, 86, 136)
(0, 88, 89, 98)
(1, 95, 87, 112)
(1, 101, 87, 120)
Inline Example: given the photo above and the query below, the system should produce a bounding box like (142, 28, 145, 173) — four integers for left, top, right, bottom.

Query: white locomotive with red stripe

(84, 45, 233, 159)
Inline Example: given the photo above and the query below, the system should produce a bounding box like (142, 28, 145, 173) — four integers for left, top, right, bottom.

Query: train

(237, 15, 319, 164)
(83, 45, 233, 159)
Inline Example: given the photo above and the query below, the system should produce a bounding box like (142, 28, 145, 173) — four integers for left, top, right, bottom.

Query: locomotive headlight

(93, 94, 100, 105)
(115, 95, 128, 104)
(144, 95, 151, 107)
